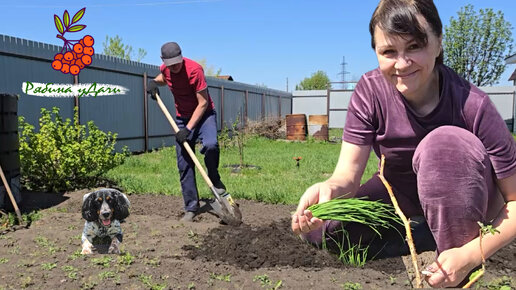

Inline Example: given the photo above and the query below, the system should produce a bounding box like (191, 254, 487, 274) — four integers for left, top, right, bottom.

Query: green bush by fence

(18, 107, 128, 192)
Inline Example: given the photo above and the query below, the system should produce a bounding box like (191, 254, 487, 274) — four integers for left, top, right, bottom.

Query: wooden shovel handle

(0, 164, 23, 222)
(155, 93, 215, 188)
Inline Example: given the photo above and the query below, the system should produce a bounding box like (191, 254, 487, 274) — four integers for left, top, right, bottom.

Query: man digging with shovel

(146, 42, 232, 223)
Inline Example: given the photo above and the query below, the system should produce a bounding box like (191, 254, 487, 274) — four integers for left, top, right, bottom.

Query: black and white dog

(81, 188, 130, 254)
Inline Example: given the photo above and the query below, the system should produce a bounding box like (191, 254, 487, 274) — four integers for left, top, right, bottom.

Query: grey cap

(161, 42, 183, 66)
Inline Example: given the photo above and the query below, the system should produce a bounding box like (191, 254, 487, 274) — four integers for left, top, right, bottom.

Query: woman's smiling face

(374, 15, 442, 99)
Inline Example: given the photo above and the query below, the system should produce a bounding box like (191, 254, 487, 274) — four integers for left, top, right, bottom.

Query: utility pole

(338, 56, 349, 89)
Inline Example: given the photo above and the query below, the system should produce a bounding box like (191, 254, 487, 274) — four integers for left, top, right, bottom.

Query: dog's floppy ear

(110, 189, 130, 221)
(82, 192, 99, 221)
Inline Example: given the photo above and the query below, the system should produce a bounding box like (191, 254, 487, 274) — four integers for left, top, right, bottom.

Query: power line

(0, 0, 221, 9)
(337, 56, 349, 89)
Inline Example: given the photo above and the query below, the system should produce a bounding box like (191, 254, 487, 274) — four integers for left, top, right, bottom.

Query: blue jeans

(175, 110, 222, 212)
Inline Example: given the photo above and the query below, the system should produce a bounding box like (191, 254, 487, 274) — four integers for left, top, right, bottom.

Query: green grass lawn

(106, 132, 379, 205)
(105, 131, 516, 205)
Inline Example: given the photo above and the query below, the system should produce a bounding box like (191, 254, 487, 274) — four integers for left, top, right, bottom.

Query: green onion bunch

(308, 197, 403, 235)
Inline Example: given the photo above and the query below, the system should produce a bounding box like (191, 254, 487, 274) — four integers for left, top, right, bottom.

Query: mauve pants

(304, 126, 502, 258)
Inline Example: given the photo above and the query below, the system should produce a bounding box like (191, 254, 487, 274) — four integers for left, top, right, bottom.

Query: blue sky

(1, 0, 515, 91)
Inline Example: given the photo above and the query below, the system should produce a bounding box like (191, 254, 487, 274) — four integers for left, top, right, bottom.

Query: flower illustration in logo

(51, 7, 94, 75)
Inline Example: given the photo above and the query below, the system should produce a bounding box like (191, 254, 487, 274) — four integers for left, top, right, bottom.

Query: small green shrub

(18, 107, 128, 192)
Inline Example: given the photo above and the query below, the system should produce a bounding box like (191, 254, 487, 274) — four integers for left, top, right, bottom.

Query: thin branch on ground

(378, 154, 423, 288)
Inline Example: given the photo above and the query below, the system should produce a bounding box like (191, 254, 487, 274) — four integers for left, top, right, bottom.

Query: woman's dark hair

(369, 0, 443, 64)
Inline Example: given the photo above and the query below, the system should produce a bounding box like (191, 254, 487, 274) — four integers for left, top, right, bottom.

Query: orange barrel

(0, 93, 21, 209)
(286, 114, 307, 141)
(308, 115, 329, 141)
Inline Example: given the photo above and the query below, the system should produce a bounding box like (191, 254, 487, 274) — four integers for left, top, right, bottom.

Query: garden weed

(41, 262, 57, 270)
(98, 271, 116, 280)
(323, 229, 369, 267)
(61, 265, 78, 280)
(341, 281, 362, 290)
(0, 258, 8, 264)
(475, 275, 514, 290)
(253, 274, 271, 286)
(187, 230, 199, 241)
(80, 278, 97, 290)
(138, 274, 167, 290)
(68, 249, 85, 261)
(34, 235, 60, 254)
(117, 251, 134, 266)
(210, 272, 231, 282)
(91, 256, 112, 268)
(67, 224, 78, 230)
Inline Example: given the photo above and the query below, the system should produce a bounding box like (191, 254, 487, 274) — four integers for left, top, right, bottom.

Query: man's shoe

(213, 180, 226, 195)
(180, 211, 196, 222)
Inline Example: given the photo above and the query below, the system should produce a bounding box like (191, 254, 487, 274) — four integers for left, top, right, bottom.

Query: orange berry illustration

(61, 63, 70, 74)
(70, 65, 80, 75)
(76, 59, 85, 69)
(62, 59, 70, 65)
(83, 46, 94, 56)
(71, 59, 76, 65)
(81, 54, 92, 65)
(73, 43, 84, 54)
(54, 53, 63, 60)
(76, 52, 84, 59)
(51, 60, 62, 70)
(64, 51, 74, 61)
(83, 35, 94, 47)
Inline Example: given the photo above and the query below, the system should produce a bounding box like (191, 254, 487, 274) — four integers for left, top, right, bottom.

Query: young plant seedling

(463, 222, 500, 288)
(117, 251, 134, 266)
(41, 262, 57, 270)
(253, 274, 271, 286)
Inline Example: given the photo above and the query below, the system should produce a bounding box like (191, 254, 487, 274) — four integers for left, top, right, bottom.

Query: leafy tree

(102, 35, 147, 62)
(295, 70, 331, 90)
(196, 58, 221, 76)
(443, 5, 514, 86)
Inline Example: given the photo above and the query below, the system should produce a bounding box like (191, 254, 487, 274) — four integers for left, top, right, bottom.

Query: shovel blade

(209, 191, 242, 226)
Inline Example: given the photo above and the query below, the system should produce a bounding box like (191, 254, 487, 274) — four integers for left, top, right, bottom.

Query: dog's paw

(81, 247, 93, 255)
(81, 240, 94, 254)
(108, 239, 121, 254)
(108, 245, 120, 254)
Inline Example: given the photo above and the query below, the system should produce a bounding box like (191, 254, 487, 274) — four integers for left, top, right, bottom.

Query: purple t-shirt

(344, 64, 516, 197)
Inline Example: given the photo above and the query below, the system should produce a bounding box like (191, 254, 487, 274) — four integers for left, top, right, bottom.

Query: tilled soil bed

(0, 190, 514, 289)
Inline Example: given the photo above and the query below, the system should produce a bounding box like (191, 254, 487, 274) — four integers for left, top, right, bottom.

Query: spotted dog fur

(81, 188, 130, 254)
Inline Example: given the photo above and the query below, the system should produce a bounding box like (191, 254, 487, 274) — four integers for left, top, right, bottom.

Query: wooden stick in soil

(0, 164, 23, 224)
(378, 155, 423, 288)
(462, 228, 486, 288)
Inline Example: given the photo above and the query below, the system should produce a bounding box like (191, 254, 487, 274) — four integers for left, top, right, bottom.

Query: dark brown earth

(0, 190, 514, 289)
